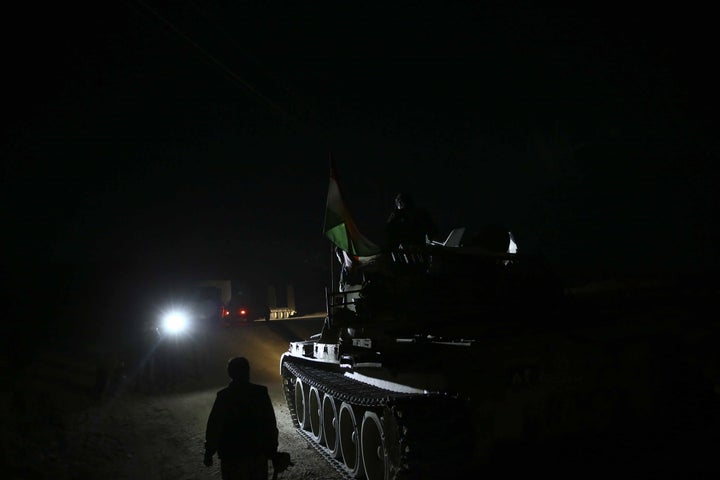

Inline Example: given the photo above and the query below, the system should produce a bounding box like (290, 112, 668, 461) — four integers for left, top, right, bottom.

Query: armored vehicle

(280, 232, 718, 479)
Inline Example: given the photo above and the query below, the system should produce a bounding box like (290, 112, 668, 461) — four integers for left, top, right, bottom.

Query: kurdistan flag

(323, 164, 381, 257)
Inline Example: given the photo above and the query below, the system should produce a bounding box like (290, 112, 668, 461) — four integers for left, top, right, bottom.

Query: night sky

(3, 2, 718, 328)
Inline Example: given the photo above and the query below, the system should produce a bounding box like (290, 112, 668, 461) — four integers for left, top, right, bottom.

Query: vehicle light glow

(161, 310, 190, 334)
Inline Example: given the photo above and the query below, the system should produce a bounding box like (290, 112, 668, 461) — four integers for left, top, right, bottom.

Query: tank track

(281, 357, 473, 479)
(283, 359, 419, 406)
(295, 425, 356, 480)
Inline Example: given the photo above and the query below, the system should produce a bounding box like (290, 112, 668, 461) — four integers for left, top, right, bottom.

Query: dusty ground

(2, 316, 346, 480)
(3, 274, 720, 479)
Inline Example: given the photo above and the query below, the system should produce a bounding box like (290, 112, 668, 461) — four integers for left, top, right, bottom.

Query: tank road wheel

(294, 378, 309, 430)
(361, 411, 387, 480)
(308, 386, 323, 443)
(339, 402, 364, 478)
(322, 394, 341, 458)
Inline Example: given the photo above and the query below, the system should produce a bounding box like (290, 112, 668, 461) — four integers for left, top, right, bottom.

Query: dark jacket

(386, 206, 438, 250)
(205, 380, 278, 460)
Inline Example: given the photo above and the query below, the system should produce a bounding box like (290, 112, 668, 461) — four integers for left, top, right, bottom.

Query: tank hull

(280, 248, 720, 479)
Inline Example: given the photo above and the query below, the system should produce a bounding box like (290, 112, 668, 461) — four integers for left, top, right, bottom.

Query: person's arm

(261, 387, 279, 456)
(422, 209, 439, 242)
(204, 392, 224, 464)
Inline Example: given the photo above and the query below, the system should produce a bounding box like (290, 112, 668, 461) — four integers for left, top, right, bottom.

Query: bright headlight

(161, 310, 190, 334)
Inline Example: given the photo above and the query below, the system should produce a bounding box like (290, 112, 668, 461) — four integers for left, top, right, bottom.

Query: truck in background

(224, 281, 297, 324)
(266, 284, 297, 320)
(192, 280, 232, 325)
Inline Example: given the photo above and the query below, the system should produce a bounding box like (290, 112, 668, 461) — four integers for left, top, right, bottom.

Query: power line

(131, 0, 291, 122)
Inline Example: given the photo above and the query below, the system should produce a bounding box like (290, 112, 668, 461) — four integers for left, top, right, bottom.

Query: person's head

(394, 192, 414, 210)
(227, 356, 250, 382)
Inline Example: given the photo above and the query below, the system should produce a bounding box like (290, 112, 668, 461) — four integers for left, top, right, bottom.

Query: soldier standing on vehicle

(385, 192, 438, 250)
(203, 356, 279, 480)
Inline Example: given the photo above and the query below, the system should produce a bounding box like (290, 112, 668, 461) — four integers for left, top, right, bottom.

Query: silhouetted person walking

(204, 356, 278, 480)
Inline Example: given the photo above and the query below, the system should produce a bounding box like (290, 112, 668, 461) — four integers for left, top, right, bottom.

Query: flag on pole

(323, 162, 381, 257)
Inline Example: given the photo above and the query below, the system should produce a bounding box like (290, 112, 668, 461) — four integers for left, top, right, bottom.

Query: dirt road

(3, 316, 346, 480)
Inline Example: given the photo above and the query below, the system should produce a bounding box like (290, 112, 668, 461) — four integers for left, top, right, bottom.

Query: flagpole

(329, 243, 334, 293)
(328, 152, 334, 293)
